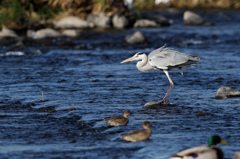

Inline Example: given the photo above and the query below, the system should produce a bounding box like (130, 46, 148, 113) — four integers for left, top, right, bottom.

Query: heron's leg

(161, 70, 174, 104)
(143, 70, 174, 107)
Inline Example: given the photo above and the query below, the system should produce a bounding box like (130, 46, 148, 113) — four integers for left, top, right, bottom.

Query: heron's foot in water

(143, 101, 174, 108)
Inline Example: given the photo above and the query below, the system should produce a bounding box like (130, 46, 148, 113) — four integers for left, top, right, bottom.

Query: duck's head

(208, 135, 228, 146)
(142, 121, 152, 129)
(123, 111, 132, 118)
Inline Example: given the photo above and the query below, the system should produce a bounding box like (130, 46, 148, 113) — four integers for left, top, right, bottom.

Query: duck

(170, 135, 228, 159)
(121, 121, 152, 142)
(104, 111, 132, 127)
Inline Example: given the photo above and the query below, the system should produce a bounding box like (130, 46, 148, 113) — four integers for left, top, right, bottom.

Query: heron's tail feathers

(187, 54, 200, 63)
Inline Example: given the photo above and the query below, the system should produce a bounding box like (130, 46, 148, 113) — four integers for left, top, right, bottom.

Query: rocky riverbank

(0, 10, 214, 45)
(0, 8, 240, 159)
(0, 0, 239, 31)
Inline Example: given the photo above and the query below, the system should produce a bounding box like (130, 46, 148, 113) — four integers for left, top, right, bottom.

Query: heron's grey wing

(148, 46, 199, 70)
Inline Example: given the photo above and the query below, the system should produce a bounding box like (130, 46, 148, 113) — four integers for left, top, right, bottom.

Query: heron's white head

(121, 52, 146, 63)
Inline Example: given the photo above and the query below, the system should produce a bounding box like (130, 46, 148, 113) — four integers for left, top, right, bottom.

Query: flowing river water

(0, 10, 240, 158)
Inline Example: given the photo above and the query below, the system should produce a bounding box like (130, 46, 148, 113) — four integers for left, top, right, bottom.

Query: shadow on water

(0, 10, 240, 158)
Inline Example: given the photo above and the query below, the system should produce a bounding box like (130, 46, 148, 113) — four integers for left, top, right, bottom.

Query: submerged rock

(86, 13, 111, 28)
(234, 152, 240, 159)
(27, 28, 62, 39)
(54, 16, 94, 29)
(134, 19, 159, 28)
(183, 11, 213, 26)
(125, 31, 145, 44)
(112, 14, 129, 29)
(215, 86, 240, 99)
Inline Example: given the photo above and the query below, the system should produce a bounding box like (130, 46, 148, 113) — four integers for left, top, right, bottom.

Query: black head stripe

(136, 52, 144, 55)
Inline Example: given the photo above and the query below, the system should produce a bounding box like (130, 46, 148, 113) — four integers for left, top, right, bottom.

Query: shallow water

(0, 10, 240, 159)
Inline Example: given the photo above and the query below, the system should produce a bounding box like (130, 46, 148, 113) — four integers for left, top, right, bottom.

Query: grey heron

(121, 45, 200, 107)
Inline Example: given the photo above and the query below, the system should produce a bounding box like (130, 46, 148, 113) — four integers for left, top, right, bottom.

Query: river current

(0, 10, 240, 159)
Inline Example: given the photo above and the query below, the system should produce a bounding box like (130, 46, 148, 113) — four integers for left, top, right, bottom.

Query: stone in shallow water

(27, 28, 62, 39)
(125, 31, 145, 44)
(134, 19, 159, 28)
(54, 16, 94, 29)
(183, 11, 214, 26)
(183, 11, 204, 25)
(140, 13, 171, 26)
(86, 13, 111, 28)
(112, 14, 129, 29)
(62, 29, 80, 37)
(0, 25, 19, 39)
(215, 86, 240, 99)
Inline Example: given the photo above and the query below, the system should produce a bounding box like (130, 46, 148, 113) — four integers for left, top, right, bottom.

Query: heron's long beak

(121, 57, 134, 63)
(220, 140, 228, 145)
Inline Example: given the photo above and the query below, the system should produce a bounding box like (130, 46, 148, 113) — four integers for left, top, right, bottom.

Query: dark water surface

(0, 10, 240, 159)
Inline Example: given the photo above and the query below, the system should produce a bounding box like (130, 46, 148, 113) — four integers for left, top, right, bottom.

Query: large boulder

(215, 86, 240, 99)
(133, 19, 159, 28)
(183, 11, 213, 26)
(0, 26, 19, 40)
(112, 14, 129, 29)
(86, 13, 111, 28)
(54, 16, 94, 29)
(125, 31, 145, 44)
(27, 28, 62, 39)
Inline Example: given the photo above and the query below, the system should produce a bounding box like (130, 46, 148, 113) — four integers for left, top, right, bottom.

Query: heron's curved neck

(136, 54, 152, 72)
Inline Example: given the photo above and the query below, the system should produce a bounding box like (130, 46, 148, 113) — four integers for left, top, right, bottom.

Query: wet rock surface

(0, 26, 19, 40)
(216, 86, 240, 99)
(141, 13, 171, 26)
(27, 28, 62, 39)
(54, 16, 94, 29)
(134, 19, 159, 28)
(61, 29, 81, 37)
(86, 13, 111, 28)
(125, 31, 146, 44)
(183, 10, 213, 26)
(0, 10, 240, 159)
(112, 14, 130, 29)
